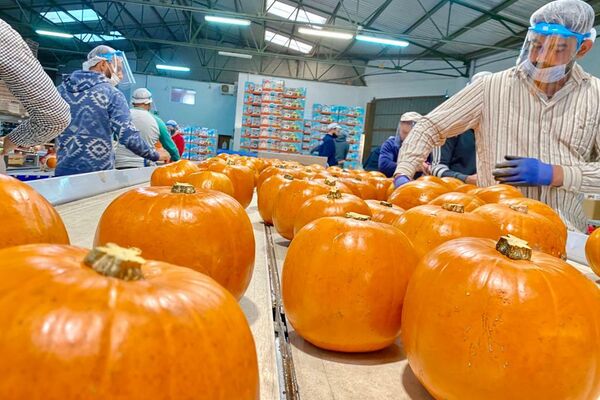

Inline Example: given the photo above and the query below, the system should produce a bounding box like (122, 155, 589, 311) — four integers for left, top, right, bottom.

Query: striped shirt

(0, 19, 70, 147)
(395, 63, 600, 232)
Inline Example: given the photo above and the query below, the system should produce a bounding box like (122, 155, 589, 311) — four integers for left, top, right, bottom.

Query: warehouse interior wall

(131, 74, 237, 136)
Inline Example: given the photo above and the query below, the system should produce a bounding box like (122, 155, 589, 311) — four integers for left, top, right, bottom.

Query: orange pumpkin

(365, 200, 405, 225)
(393, 203, 502, 259)
(454, 183, 478, 193)
(367, 171, 387, 178)
(500, 197, 567, 242)
(94, 183, 255, 300)
(282, 214, 419, 352)
(184, 171, 235, 197)
(388, 181, 448, 210)
(429, 192, 485, 212)
(441, 176, 464, 189)
(45, 155, 57, 169)
(417, 175, 451, 188)
(368, 177, 393, 201)
(585, 228, 600, 277)
(473, 203, 566, 259)
(312, 178, 353, 195)
(257, 166, 287, 189)
(341, 178, 377, 200)
(258, 174, 294, 225)
(208, 162, 255, 208)
(293, 189, 372, 235)
(272, 179, 330, 240)
(470, 184, 523, 203)
(150, 159, 200, 186)
(0, 174, 69, 249)
(0, 243, 259, 399)
(402, 236, 600, 400)
(309, 164, 326, 171)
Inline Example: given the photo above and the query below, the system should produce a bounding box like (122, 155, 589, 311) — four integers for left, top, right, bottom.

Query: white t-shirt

(115, 108, 159, 168)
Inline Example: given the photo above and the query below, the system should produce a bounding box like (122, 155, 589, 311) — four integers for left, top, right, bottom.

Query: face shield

(83, 49, 135, 88)
(517, 22, 591, 84)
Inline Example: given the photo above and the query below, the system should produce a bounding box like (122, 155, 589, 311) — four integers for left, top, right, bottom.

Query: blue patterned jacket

(55, 70, 159, 176)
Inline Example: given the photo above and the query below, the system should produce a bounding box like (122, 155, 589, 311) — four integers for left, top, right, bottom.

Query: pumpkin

(454, 183, 478, 193)
(293, 189, 372, 235)
(45, 155, 57, 169)
(368, 171, 387, 178)
(388, 181, 448, 210)
(94, 183, 255, 300)
(417, 175, 450, 188)
(470, 184, 523, 203)
(272, 179, 330, 240)
(282, 213, 419, 352)
(184, 171, 235, 197)
(0, 243, 259, 399)
(402, 235, 600, 400)
(312, 177, 353, 195)
(341, 178, 377, 200)
(500, 197, 567, 243)
(368, 177, 393, 201)
(0, 174, 69, 249)
(440, 176, 464, 189)
(258, 174, 294, 225)
(473, 203, 566, 259)
(208, 162, 255, 209)
(257, 165, 288, 189)
(585, 228, 600, 277)
(429, 192, 485, 212)
(150, 159, 200, 186)
(393, 203, 502, 259)
(327, 166, 344, 174)
(365, 200, 405, 225)
(309, 164, 326, 170)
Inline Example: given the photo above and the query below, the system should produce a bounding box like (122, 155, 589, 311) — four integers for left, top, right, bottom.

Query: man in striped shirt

(394, 0, 599, 232)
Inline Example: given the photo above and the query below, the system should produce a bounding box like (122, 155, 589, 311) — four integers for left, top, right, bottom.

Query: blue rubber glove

(492, 156, 553, 186)
(394, 175, 411, 188)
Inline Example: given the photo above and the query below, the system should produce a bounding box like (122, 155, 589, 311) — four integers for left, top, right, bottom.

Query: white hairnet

(166, 120, 178, 127)
(327, 123, 342, 130)
(530, 0, 595, 35)
(400, 112, 422, 123)
(470, 71, 492, 84)
(83, 45, 117, 70)
(132, 88, 153, 104)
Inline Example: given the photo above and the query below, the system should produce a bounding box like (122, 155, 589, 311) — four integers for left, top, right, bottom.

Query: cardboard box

(583, 198, 600, 220)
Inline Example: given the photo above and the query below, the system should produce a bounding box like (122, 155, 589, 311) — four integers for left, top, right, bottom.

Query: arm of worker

(155, 117, 180, 161)
(430, 137, 470, 182)
(378, 140, 398, 178)
(394, 79, 484, 180)
(0, 20, 70, 152)
(108, 91, 162, 162)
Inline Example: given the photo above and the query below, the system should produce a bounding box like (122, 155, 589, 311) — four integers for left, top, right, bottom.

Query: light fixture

(205, 15, 251, 26)
(35, 29, 73, 38)
(218, 51, 253, 59)
(156, 64, 191, 72)
(298, 27, 353, 40)
(356, 34, 409, 47)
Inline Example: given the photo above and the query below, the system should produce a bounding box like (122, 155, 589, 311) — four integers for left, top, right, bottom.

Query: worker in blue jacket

(318, 123, 341, 167)
(379, 112, 427, 178)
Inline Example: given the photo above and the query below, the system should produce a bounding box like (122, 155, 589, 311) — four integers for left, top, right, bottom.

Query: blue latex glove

(492, 156, 553, 186)
(394, 175, 411, 188)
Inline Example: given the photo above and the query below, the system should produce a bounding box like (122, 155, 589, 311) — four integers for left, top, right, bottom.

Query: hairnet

(132, 88, 153, 105)
(327, 123, 342, 130)
(83, 45, 117, 70)
(530, 0, 595, 36)
(166, 120, 178, 127)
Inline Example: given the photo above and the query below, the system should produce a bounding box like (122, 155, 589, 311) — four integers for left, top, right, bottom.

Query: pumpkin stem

(283, 174, 295, 180)
(345, 212, 371, 221)
(84, 243, 145, 281)
(171, 182, 196, 194)
(323, 178, 338, 187)
(327, 189, 342, 199)
(379, 201, 393, 208)
(442, 203, 465, 213)
(496, 235, 532, 261)
(509, 204, 528, 214)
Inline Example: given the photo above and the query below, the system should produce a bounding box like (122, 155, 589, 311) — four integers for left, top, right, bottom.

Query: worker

(334, 131, 350, 167)
(318, 123, 340, 167)
(393, 0, 599, 232)
(55, 45, 167, 176)
(430, 71, 493, 184)
(378, 112, 423, 178)
(166, 120, 186, 157)
(0, 19, 71, 174)
(115, 88, 180, 169)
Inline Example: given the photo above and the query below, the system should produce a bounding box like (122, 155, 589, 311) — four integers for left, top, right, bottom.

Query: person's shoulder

(380, 137, 396, 149)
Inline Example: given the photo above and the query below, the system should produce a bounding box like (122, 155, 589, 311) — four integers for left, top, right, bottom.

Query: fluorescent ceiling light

(35, 30, 73, 39)
(356, 35, 409, 47)
(298, 27, 352, 40)
(41, 9, 102, 24)
(218, 51, 253, 59)
(205, 15, 251, 26)
(74, 31, 124, 43)
(265, 29, 312, 54)
(267, 0, 326, 28)
(156, 64, 191, 72)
